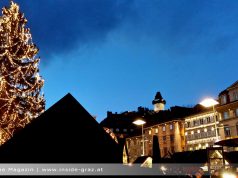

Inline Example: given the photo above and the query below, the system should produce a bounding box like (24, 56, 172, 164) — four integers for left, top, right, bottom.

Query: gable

(0, 93, 121, 163)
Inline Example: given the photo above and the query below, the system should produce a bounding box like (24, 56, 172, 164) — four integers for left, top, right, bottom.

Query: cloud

(116, 0, 238, 58)
(0, 0, 134, 63)
(1, 0, 238, 63)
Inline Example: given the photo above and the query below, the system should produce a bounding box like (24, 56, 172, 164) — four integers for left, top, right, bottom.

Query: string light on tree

(0, 1, 45, 144)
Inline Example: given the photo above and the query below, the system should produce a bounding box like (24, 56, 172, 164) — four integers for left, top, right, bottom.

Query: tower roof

(152, 92, 166, 105)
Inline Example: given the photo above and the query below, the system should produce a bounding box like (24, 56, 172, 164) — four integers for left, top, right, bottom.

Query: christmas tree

(0, 1, 45, 144)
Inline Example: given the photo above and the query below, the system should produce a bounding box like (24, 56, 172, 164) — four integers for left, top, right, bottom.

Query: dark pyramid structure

(0, 93, 121, 163)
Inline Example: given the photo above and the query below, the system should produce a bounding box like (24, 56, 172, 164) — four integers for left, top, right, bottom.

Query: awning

(214, 138, 238, 147)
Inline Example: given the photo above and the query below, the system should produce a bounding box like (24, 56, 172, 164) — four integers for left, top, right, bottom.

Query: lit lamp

(200, 98, 219, 141)
(133, 119, 146, 156)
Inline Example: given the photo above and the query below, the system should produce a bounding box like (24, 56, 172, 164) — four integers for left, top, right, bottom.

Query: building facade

(126, 119, 185, 162)
(216, 81, 238, 147)
(184, 107, 220, 151)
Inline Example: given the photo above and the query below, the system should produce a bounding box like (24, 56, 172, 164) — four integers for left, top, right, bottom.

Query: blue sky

(1, 0, 238, 122)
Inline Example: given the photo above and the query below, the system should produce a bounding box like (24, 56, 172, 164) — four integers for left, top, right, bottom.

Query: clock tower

(152, 92, 166, 113)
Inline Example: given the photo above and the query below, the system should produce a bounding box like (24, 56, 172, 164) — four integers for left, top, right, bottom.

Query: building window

(200, 119, 203, 125)
(187, 122, 190, 128)
(193, 120, 197, 126)
(236, 109, 238, 117)
(162, 126, 166, 132)
(116, 128, 119, 132)
(206, 117, 211, 123)
(224, 126, 231, 137)
(232, 91, 238, 101)
(149, 130, 151, 135)
(130, 129, 134, 132)
(123, 129, 127, 132)
(164, 147, 168, 155)
(170, 124, 173, 130)
(223, 112, 229, 119)
(163, 136, 166, 141)
(221, 95, 227, 104)
(201, 131, 207, 138)
(155, 128, 158, 134)
(170, 135, 174, 142)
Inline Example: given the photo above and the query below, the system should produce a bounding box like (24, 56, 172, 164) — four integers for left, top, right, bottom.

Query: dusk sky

(1, 0, 238, 122)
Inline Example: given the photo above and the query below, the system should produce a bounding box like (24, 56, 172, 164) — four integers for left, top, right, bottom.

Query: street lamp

(200, 98, 219, 141)
(133, 119, 146, 156)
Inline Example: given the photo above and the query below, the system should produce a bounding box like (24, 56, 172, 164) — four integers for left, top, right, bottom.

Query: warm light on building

(184, 107, 220, 151)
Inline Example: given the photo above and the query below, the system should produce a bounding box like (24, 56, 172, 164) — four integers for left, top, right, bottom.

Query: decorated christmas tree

(0, 1, 45, 144)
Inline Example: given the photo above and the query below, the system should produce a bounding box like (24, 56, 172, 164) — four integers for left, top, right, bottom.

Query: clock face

(154, 103, 164, 112)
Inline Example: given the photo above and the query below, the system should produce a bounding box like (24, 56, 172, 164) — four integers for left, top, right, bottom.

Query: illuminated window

(197, 130, 200, 133)
(211, 127, 214, 131)
(149, 130, 151, 135)
(162, 126, 166, 132)
(170, 124, 173, 130)
(185, 132, 187, 136)
(155, 128, 158, 134)
(191, 131, 194, 135)
(204, 128, 207, 132)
